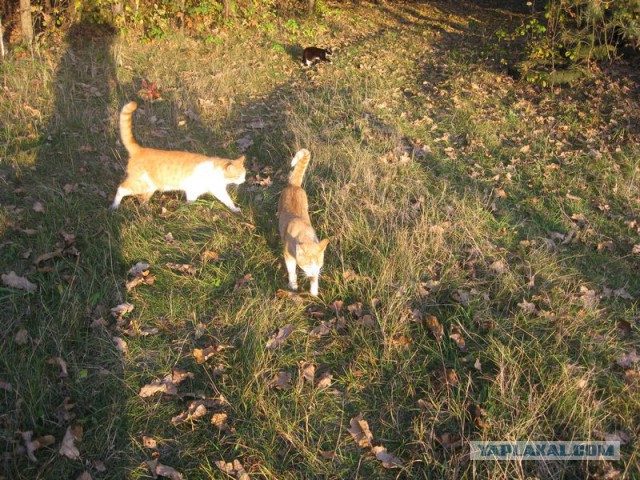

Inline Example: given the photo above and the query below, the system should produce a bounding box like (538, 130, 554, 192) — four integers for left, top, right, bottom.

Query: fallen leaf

(604, 431, 630, 445)
(518, 300, 537, 314)
(489, 260, 507, 274)
(193, 344, 233, 364)
(14, 328, 29, 345)
(319, 450, 337, 461)
(171, 401, 208, 425)
(110, 303, 134, 319)
(2, 271, 37, 293)
(112, 337, 128, 354)
(300, 361, 316, 384)
(34, 249, 63, 266)
(166, 263, 196, 276)
(519, 145, 530, 154)
(443, 368, 459, 387)
(147, 459, 184, 480)
(142, 436, 157, 449)
(425, 315, 443, 342)
(92, 460, 106, 472)
(372, 445, 404, 468)
(470, 403, 490, 430)
(579, 286, 597, 308)
(59, 425, 82, 460)
(32, 201, 45, 213)
(617, 349, 639, 368)
(632, 244, 640, 255)
(211, 412, 234, 432)
(233, 273, 253, 291)
(315, 372, 333, 389)
(310, 320, 334, 337)
(139, 369, 194, 397)
(22, 431, 55, 462)
(347, 415, 374, 448)
(47, 357, 68, 377)
(215, 458, 250, 480)
(0, 380, 13, 391)
(266, 324, 294, 350)
(77, 472, 92, 480)
(270, 371, 292, 390)
(128, 262, 150, 276)
(449, 325, 466, 351)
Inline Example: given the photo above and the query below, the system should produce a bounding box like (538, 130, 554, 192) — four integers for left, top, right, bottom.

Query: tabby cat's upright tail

(119, 101, 141, 155)
(288, 149, 311, 187)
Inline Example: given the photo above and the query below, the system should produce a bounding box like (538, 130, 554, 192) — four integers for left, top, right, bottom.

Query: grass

(1, 1, 639, 479)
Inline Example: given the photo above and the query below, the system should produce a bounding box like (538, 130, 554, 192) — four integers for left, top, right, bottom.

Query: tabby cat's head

(295, 239, 329, 278)
(224, 156, 247, 185)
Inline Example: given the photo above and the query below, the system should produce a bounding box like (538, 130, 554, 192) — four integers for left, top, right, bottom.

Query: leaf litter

(139, 370, 194, 398)
(266, 324, 294, 350)
(347, 415, 403, 468)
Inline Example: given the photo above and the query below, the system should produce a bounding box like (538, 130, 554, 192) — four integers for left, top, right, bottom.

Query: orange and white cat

(278, 149, 329, 296)
(111, 101, 246, 211)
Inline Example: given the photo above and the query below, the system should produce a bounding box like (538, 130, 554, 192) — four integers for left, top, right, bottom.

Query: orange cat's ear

(236, 155, 246, 164)
(318, 239, 329, 251)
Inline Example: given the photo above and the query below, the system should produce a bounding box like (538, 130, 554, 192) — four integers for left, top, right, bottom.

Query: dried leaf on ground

(47, 357, 68, 377)
(59, 425, 82, 460)
(517, 300, 537, 314)
(110, 303, 134, 319)
(470, 403, 490, 430)
(142, 436, 157, 449)
(617, 349, 639, 368)
(300, 361, 316, 384)
(193, 344, 233, 364)
(315, 372, 333, 389)
(112, 337, 128, 354)
(2, 271, 37, 293)
(425, 315, 443, 342)
(147, 459, 184, 480)
(310, 320, 334, 337)
(489, 260, 507, 274)
(165, 263, 196, 276)
(347, 415, 374, 448)
(77, 471, 92, 480)
(233, 273, 253, 291)
(372, 445, 404, 468)
(449, 325, 466, 351)
(128, 262, 150, 276)
(270, 371, 292, 390)
(139, 369, 194, 397)
(22, 431, 55, 462)
(443, 368, 459, 387)
(215, 458, 250, 480)
(266, 324, 294, 350)
(0, 380, 13, 391)
(211, 412, 235, 432)
(14, 328, 29, 345)
(32, 201, 45, 213)
(171, 401, 209, 425)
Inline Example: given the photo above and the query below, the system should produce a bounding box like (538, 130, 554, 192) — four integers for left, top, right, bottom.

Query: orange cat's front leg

(284, 251, 298, 291)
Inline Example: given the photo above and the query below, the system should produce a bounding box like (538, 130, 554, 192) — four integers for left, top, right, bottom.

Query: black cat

(302, 47, 333, 66)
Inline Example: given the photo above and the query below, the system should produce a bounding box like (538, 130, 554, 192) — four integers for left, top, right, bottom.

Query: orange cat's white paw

(288, 282, 298, 291)
(230, 206, 241, 213)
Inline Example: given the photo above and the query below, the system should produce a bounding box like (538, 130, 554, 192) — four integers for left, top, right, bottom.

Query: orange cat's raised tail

(278, 149, 328, 296)
(288, 148, 311, 187)
(119, 101, 141, 155)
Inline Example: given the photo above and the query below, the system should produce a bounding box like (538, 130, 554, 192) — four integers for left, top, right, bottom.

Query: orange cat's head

(224, 156, 247, 185)
(296, 239, 329, 278)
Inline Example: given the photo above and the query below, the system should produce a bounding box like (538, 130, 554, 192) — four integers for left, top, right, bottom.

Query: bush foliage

(497, 0, 640, 85)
